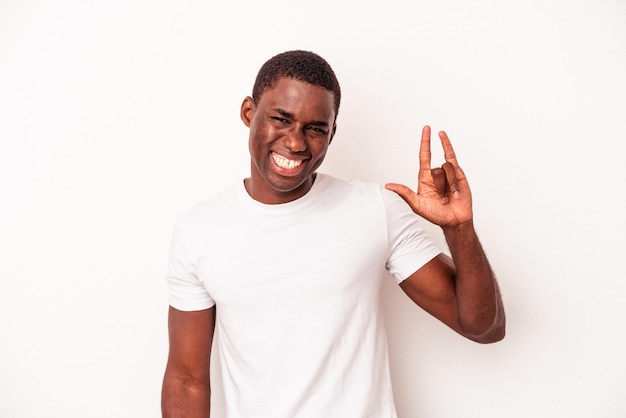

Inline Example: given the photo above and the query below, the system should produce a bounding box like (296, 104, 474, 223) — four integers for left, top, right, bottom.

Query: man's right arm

(162, 306, 215, 418)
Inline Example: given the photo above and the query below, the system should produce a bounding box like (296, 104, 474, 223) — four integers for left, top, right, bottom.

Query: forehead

(259, 78, 336, 121)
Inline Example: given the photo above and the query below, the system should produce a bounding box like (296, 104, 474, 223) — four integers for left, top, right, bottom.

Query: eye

(270, 116, 289, 124)
(306, 126, 328, 135)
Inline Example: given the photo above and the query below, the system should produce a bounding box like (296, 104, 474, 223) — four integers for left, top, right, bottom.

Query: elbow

(462, 311, 506, 344)
(475, 321, 506, 344)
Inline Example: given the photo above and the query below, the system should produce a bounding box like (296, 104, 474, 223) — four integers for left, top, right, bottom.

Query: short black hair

(252, 50, 341, 119)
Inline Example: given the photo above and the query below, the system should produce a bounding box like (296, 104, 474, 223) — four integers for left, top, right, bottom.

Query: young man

(161, 50, 505, 418)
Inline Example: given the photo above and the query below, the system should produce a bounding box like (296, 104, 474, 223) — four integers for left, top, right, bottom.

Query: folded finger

(431, 167, 447, 196)
(442, 162, 460, 198)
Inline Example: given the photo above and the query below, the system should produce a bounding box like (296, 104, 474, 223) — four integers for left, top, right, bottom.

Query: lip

(271, 152, 307, 177)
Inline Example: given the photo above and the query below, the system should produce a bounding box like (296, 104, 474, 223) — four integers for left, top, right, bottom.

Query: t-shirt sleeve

(382, 188, 443, 283)
(166, 218, 215, 311)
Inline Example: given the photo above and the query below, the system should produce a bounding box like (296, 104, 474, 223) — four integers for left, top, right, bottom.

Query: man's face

(240, 77, 336, 204)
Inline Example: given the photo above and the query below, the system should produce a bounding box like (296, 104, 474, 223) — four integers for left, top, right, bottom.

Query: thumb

(385, 183, 418, 207)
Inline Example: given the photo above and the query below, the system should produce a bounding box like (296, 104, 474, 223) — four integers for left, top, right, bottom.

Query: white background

(1, 1, 625, 417)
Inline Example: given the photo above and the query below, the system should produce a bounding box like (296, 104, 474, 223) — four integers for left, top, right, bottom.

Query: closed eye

(306, 126, 328, 134)
(270, 116, 289, 124)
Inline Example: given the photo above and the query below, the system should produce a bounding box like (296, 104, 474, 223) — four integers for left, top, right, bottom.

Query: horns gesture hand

(385, 125, 473, 228)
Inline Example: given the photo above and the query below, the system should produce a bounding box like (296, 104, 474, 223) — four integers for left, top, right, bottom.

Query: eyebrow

(274, 108, 330, 127)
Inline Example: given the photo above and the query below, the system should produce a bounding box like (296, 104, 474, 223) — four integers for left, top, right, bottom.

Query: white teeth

(273, 154, 302, 170)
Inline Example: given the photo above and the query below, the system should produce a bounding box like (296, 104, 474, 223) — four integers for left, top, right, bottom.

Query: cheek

(312, 138, 331, 154)
(251, 123, 277, 144)
(309, 142, 330, 165)
(249, 128, 268, 151)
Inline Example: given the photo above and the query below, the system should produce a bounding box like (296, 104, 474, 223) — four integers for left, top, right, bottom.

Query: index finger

(419, 125, 432, 173)
(438, 130, 460, 168)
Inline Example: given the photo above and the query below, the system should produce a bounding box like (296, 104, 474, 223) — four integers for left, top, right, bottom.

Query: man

(161, 50, 505, 418)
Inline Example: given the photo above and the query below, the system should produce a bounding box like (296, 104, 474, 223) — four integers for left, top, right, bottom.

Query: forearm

(161, 373, 210, 418)
(443, 221, 505, 342)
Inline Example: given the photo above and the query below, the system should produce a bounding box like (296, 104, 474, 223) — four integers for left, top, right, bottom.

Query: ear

(240, 96, 255, 127)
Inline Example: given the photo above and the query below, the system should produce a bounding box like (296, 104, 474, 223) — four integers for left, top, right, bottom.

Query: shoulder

(319, 173, 407, 209)
(316, 173, 385, 197)
(176, 181, 241, 225)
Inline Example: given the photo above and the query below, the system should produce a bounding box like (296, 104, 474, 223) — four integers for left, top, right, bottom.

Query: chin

(270, 173, 314, 192)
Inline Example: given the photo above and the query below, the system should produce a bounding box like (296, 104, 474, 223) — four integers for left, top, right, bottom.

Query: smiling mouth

(272, 153, 303, 170)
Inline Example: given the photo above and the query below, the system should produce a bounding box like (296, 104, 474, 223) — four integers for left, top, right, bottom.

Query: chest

(191, 205, 388, 309)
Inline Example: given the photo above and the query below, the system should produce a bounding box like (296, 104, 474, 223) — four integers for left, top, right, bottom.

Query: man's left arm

(386, 125, 505, 343)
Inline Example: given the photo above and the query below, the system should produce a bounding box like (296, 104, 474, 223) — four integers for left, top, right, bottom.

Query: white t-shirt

(167, 173, 441, 418)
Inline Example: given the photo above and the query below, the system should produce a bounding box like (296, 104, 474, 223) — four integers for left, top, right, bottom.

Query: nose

(284, 127, 307, 152)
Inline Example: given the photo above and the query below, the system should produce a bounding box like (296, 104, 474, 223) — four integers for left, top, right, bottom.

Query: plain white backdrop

(1, 0, 625, 417)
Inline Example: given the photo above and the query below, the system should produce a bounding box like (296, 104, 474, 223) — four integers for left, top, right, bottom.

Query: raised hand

(385, 125, 473, 228)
